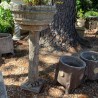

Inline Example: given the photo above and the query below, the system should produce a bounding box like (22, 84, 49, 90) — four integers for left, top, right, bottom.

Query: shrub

(76, 0, 98, 19)
(23, 0, 52, 5)
(84, 11, 98, 18)
(77, 9, 84, 19)
(1, 0, 11, 3)
(0, 2, 14, 34)
(76, 0, 84, 19)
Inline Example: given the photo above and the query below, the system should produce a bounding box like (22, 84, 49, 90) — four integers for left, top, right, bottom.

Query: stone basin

(11, 4, 56, 31)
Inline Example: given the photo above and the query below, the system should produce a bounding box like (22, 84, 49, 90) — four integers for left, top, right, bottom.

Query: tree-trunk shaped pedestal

(11, 4, 56, 93)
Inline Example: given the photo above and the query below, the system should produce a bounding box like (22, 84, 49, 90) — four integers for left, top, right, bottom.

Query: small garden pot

(55, 56, 86, 93)
(0, 33, 14, 55)
(80, 51, 98, 80)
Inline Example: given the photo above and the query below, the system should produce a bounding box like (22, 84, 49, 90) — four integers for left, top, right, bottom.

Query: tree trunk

(48, 0, 91, 49)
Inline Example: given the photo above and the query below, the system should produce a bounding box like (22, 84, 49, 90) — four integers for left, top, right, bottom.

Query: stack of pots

(55, 51, 98, 94)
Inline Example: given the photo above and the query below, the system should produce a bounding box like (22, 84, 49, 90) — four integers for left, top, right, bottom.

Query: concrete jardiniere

(85, 16, 98, 29)
(80, 51, 98, 80)
(11, 4, 56, 93)
(55, 56, 86, 93)
(0, 33, 14, 55)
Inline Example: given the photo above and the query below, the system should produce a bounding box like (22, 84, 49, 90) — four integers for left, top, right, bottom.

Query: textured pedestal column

(28, 31, 39, 83)
(21, 31, 45, 93)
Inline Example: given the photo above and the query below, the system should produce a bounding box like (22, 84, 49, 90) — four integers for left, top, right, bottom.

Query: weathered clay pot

(0, 33, 14, 55)
(80, 51, 98, 80)
(55, 56, 86, 93)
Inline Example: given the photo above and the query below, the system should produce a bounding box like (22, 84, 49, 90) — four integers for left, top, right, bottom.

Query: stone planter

(55, 56, 86, 93)
(85, 16, 98, 29)
(0, 33, 14, 55)
(11, 5, 56, 31)
(80, 51, 98, 80)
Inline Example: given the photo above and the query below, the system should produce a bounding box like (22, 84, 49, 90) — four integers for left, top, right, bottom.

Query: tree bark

(48, 0, 91, 49)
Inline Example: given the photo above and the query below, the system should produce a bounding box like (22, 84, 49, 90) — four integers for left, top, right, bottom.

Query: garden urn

(80, 51, 98, 80)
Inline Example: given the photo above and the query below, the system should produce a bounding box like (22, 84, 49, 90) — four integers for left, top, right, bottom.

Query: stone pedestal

(11, 4, 56, 93)
(20, 25, 48, 93)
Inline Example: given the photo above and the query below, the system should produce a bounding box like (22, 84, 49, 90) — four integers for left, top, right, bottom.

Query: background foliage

(0, 2, 14, 34)
(76, 0, 98, 18)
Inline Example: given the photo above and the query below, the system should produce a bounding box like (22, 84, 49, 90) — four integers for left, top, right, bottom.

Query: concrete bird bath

(11, 3, 56, 93)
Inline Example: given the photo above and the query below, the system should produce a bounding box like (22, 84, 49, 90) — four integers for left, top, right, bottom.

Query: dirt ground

(0, 33, 98, 98)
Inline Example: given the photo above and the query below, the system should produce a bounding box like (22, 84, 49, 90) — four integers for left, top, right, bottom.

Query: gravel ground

(0, 34, 98, 98)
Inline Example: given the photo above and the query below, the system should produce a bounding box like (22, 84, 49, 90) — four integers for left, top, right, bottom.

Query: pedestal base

(21, 78, 46, 93)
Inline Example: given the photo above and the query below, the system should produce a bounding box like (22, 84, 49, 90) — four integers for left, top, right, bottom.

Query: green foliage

(76, 0, 84, 19)
(76, 0, 81, 11)
(77, 9, 84, 19)
(76, 0, 98, 19)
(1, 0, 10, 3)
(23, 0, 52, 5)
(55, 0, 63, 4)
(0, 6, 14, 34)
(84, 11, 98, 18)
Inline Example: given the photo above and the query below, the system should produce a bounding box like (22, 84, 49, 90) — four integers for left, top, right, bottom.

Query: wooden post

(28, 31, 39, 83)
